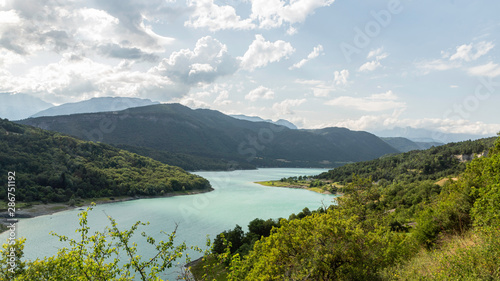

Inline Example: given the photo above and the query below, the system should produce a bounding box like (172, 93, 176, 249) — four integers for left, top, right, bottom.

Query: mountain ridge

(30, 97, 160, 118)
(18, 103, 399, 170)
(230, 114, 298, 129)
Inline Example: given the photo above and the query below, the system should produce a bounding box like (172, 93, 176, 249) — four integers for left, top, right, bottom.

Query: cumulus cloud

(0, 53, 176, 104)
(333, 69, 349, 86)
(0, 0, 177, 62)
(185, 0, 255, 31)
(332, 114, 500, 136)
(214, 90, 231, 105)
(250, 0, 335, 28)
(359, 60, 381, 72)
(416, 41, 495, 75)
(183, 0, 335, 32)
(152, 36, 239, 85)
(326, 90, 405, 112)
(239, 34, 295, 71)
(359, 47, 388, 72)
(289, 44, 323, 70)
(245, 86, 275, 101)
(272, 98, 306, 115)
(449, 41, 494, 62)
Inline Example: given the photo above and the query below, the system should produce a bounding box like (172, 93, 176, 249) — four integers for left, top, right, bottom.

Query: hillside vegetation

(18, 103, 399, 170)
(2, 135, 499, 280)
(194, 136, 500, 280)
(0, 118, 211, 204)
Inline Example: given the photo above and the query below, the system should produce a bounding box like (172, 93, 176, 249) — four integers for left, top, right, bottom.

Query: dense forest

(317, 137, 495, 184)
(192, 136, 500, 280)
(0, 118, 211, 204)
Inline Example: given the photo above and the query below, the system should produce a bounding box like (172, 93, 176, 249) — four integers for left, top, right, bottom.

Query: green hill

(318, 137, 495, 184)
(0, 118, 211, 204)
(197, 135, 500, 280)
(18, 103, 399, 170)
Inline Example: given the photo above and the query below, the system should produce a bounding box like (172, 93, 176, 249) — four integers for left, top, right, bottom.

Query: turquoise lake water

(1, 168, 335, 279)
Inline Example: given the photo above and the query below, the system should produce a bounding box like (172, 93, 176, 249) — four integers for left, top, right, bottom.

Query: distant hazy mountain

(19, 104, 398, 170)
(0, 93, 53, 120)
(230, 114, 298, 129)
(31, 97, 160, 118)
(373, 126, 492, 143)
(381, 137, 444, 153)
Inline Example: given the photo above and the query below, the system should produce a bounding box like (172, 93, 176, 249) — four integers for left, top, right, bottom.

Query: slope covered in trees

(318, 137, 495, 184)
(195, 136, 500, 280)
(0, 118, 211, 204)
(18, 103, 399, 170)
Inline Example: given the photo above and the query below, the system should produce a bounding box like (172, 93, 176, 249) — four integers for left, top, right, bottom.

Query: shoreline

(0, 188, 214, 234)
(254, 181, 333, 195)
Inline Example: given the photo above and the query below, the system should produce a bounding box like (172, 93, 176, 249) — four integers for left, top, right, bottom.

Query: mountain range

(230, 114, 298, 129)
(0, 93, 53, 120)
(381, 137, 444, 153)
(18, 103, 399, 170)
(30, 97, 160, 118)
(372, 126, 493, 144)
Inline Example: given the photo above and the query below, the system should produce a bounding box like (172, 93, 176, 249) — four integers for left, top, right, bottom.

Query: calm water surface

(1, 168, 335, 279)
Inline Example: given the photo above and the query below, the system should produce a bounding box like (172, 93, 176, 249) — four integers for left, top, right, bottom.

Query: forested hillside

(318, 137, 495, 183)
(194, 136, 500, 280)
(18, 103, 399, 170)
(0, 119, 211, 204)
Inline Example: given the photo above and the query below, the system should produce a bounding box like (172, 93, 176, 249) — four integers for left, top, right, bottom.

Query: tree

(0, 204, 195, 280)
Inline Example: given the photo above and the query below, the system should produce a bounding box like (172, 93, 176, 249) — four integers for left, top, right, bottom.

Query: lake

(1, 168, 335, 279)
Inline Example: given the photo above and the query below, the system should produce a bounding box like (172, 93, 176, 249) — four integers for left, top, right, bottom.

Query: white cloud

(450, 41, 494, 62)
(245, 86, 275, 101)
(152, 36, 238, 85)
(214, 90, 231, 105)
(272, 98, 306, 115)
(359, 47, 388, 72)
(0, 9, 20, 24)
(239, 34, 295, 71)
(0, 54, 176, 104)
(294, 79, 334, 97)
(367, 47, 387, 60)
(416, 59, 460, 74)
(417, 41, 495, 76)
(289, 44, 323, 70)
(326, 90, 405, 112)
(333, 69, 349, 86)
(359, 60, 381, 72)
(177, 91, 212, 109)
(184, 0, 335, 31)
(332, 114, 500, 136)
(189, 63, 215, 76)
(0, 35, 239, 103)
(185, 0, 256, 31)
(0, 2, 176, 61)
(250, 0, 335, 28)
(467, 62, 500, 78)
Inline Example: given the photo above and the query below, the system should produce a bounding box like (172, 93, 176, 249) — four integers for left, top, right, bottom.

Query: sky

(1, 0, 500, 135)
